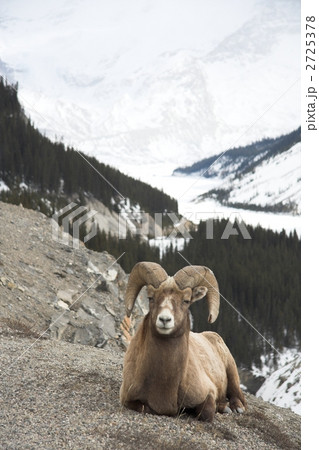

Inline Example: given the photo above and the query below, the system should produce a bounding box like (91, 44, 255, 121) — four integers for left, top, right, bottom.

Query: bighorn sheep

(120, 262, 246, 422)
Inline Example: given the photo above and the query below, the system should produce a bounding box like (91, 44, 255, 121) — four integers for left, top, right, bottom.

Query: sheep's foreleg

(195, 394, 216, 422)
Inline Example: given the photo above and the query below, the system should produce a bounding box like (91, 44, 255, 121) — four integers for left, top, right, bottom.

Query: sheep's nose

(156, 312, 174, 333)
(159, 316, 172, 325)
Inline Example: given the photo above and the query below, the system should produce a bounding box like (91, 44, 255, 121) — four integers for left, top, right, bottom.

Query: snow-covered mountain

(225, 143, 300, 214)
(175, 128, 301, 214)
(0, 0, 300, 232)
(0, 0, 300, 174)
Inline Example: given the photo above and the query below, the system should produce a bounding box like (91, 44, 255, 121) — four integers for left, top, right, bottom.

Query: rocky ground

(0, 202, 301, 449)
(0, 201, 148, 348)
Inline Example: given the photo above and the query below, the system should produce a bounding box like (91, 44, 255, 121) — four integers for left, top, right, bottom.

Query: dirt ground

(0, 328, 300, 450)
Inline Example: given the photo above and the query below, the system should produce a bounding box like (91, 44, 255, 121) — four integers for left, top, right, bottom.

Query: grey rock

(57, 289, 78, 306)
(76, 307, 95, 323)
(87, 260, 100, 274)
(104, 305, 116, 317)
(73, 327, 95, 345)
(99, 313, 117, 338)
(50, 312, 70, 340)
(105, 268, 117, 282)
(62, 245, 72, 253)
(73, 324, 105, 346)
(104, 281, 118, 298)
(46, 252, 55, 260)
(81, 301, 103, 320)
(56, 300, 70, 310)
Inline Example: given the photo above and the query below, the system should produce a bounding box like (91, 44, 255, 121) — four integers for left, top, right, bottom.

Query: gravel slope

(0, 331, 300, 449)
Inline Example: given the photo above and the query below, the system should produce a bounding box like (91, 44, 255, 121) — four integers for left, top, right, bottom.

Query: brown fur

(120, 280, 246, 421)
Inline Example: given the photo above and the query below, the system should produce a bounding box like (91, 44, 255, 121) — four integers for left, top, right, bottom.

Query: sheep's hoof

(230, 405, 245, 414)
(229, 397, 245, 414)
(222, 406, 232, 414)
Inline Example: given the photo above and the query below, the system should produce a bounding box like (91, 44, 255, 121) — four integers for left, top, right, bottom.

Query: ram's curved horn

(125, 262, 168, 317)
(174, 266, 220, 323)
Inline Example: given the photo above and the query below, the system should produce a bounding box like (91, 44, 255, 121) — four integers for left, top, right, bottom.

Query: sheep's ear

(191, 286, 208, 302)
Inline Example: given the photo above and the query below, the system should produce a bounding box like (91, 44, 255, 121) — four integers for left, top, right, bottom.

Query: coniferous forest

(0, 77, 300, 369)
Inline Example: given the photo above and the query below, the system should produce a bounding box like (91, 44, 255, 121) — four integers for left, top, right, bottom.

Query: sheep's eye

(183, 299, 191, 304)
(148, 297, 154, 302)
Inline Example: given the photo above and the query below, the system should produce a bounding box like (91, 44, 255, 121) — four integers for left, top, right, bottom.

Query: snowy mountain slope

(0, 0, 300, 178)
(175, 129, 301, 214)
(175, 128, 301, 176)
(256, 352, 301, 415)
(226, 142, 300, 212)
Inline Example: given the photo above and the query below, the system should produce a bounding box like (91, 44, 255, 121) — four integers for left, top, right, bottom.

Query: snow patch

(0, 181, 9, 192)
(149, 236, 189, 258)
(256, 352, 301, 415)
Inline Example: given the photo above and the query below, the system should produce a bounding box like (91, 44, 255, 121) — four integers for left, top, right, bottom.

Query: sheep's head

(124, 262, 220, 337)
(146, 279, 209, 336)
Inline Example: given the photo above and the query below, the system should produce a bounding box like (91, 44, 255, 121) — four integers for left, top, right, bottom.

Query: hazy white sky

(1, 0, 258, 66)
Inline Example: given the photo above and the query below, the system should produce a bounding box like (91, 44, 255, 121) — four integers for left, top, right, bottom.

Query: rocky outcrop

(0, 201, 146, 348)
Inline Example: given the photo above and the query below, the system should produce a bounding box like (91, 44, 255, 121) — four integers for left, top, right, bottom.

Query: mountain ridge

(174, 128, 301, 177)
